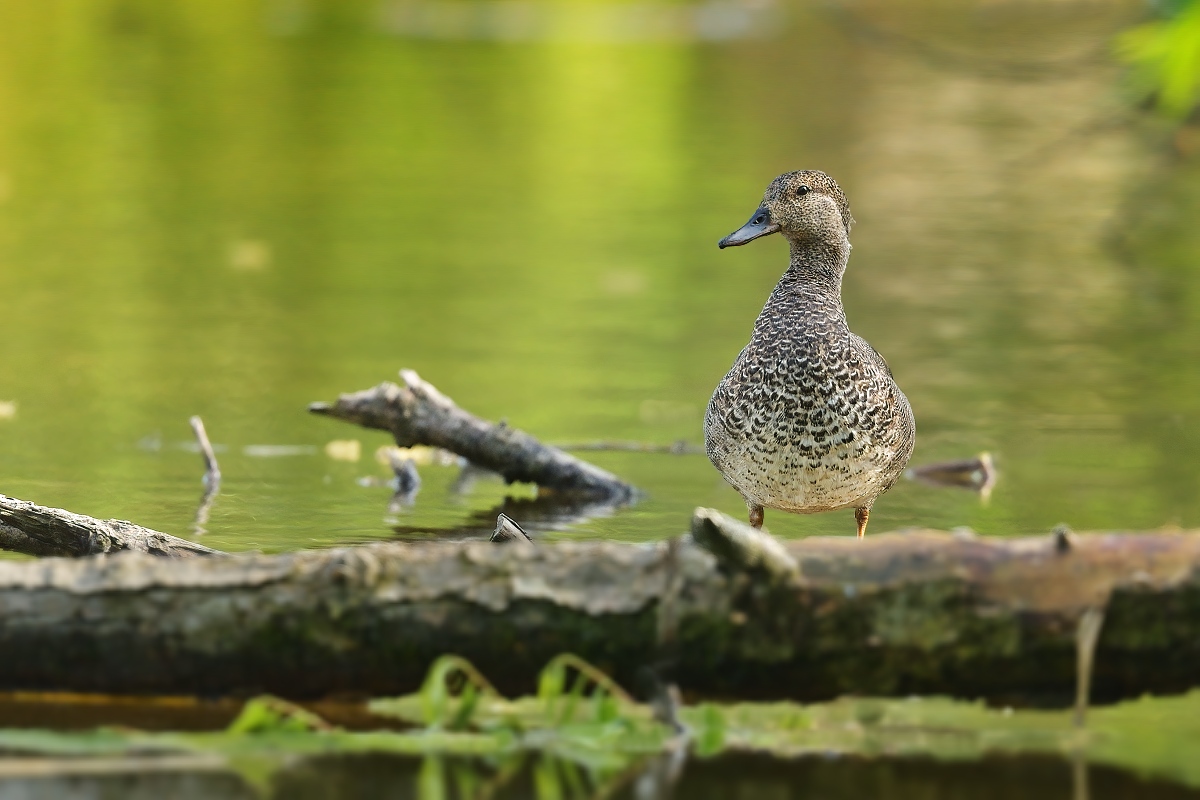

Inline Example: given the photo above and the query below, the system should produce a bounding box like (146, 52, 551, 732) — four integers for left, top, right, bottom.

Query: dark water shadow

(5, 751, 1199, 800)
(266, 751, 1200, 800)
(389, 492, 631, 542)
(0, 764, 256, 800)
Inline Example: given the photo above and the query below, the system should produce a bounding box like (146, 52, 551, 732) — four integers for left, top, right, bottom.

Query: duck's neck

(784, 234, 850, 298)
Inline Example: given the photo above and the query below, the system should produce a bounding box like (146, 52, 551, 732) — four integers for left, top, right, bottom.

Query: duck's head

(718, 170, 853, 249)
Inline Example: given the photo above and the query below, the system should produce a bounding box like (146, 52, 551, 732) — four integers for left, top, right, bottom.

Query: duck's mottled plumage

(704, 170, 915, 536)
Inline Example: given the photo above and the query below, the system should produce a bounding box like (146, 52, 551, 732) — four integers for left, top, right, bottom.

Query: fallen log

(309, 370, 637, 502)
(0, 494, 222, 559)
(1, 506, 1198, 705)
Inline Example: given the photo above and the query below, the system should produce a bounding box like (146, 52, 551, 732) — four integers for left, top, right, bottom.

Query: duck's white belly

(704, 404, 899, 513)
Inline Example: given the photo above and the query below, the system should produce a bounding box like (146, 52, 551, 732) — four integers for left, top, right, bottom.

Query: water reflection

(376, 0, 782, 43)
(906, 452, 997, 501)
(0, 0, 1195, 551)
(5, 752, 1197, 800)
(390, 488, 629, 541)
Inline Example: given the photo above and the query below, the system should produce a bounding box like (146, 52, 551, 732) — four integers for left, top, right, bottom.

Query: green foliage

(6, 660, 1200, 794)
(1117, 0, 1200, 117)
(226, 696, 333, 735)
(418, 655, 501, 730)
(536, 653, 635, 726)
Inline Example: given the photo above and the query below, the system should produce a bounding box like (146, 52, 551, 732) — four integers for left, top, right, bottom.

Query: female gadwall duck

(704, 170, 915, 537)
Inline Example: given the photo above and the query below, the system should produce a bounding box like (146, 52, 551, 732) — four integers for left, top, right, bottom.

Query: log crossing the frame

(0, 498, 1198, 705)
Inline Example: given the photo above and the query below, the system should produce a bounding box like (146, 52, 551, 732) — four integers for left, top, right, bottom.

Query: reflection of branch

(555, 440, 703, 455)
(449, 462, 494, 496)
(825, 2, 1114, 82)
(189, 416, 221, 535)
(1009, 113, 1135, 169)
(386, 451, 421, 513)
(390, 492, 631, 541)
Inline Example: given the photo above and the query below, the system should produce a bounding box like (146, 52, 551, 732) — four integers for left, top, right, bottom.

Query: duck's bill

(718, 205, 780, 248)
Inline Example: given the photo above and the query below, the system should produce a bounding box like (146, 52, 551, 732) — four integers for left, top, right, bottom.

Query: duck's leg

(747, 501, 764, 529)
(854, 506, 871, 539)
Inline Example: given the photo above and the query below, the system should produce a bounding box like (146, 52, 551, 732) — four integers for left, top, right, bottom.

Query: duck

(704, 170, 915, 538)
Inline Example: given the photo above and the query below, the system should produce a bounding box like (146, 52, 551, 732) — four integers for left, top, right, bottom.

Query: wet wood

(490, 513, 533, 545)
(1, 506, 1199, 705)
(0, 494, 222, 559)
(309, 370, 637, 502)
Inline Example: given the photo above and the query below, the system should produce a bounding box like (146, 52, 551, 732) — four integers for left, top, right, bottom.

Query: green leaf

(1116, 2, 1200, 118)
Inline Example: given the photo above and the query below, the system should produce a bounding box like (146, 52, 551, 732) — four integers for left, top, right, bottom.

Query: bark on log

(309, 370, 637, 502)
(2, 507, 1199, 705)
(0, 495, 222, 559)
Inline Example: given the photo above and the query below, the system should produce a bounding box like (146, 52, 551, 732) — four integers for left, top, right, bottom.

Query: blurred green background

(0, 0, 1198, 551)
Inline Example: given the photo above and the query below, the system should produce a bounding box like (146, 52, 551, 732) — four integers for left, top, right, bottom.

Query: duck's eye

(796, 185, 810, 197)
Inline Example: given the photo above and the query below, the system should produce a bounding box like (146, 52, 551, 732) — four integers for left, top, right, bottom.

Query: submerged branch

(309, 370, 637, 502)
(0, 494, 222, 559)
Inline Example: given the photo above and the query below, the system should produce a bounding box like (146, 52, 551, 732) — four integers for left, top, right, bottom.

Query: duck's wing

(849, 333, 893, 379)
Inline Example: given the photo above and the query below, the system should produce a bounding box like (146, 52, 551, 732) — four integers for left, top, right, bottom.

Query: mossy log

(308, 370, 637, 502)
(1, 507, 1199, 705)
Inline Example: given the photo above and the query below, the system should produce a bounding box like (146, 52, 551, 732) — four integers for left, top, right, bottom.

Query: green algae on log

(1, 506, 1199, 703)
(308, 369, 637, 502)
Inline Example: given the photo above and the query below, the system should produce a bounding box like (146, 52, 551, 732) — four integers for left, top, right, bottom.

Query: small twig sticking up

(490, 513, 533, 545)
(690, 507, 799, 580)
(189, 416, 221, 534)
(1053, 524, 1075, 554)
(386, 451, 421, 513)
(1074, 607, 1106, 728)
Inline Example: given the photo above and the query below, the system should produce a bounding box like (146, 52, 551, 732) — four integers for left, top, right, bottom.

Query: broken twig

(689, 507, 799, 580)
(490, 513, 533, 545)
(309, 370, 637, 502)
(189, 416, 221, 534)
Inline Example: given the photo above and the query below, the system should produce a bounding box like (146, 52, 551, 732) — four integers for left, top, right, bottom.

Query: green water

(1, 0, 1197, 553)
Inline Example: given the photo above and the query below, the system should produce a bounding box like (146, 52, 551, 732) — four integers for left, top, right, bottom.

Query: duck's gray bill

(718, 205, 781, 248)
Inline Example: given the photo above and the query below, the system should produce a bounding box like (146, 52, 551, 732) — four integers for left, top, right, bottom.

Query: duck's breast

(705, 326, 912, 512)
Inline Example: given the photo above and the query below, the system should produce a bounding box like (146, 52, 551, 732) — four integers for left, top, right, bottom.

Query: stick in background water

(189, 416, 221, 534)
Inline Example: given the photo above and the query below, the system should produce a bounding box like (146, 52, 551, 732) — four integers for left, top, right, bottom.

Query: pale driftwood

(2, 505, 1200, 705)
(309, 370, 637, 502)
(0, 494, 221, 559)
(491, 513, 533, 545)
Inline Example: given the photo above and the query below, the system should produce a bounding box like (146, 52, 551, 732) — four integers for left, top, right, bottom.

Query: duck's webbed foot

(854, 506, 870, 539)
(747, 503, 764, 529)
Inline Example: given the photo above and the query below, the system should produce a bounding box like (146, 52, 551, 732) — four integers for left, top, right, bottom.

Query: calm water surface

(4, 753, 1200, 800)
(1, 0, 1197, 553)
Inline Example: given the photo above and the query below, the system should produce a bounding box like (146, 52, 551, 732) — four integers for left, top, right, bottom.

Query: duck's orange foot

(854, 506, 870, 539)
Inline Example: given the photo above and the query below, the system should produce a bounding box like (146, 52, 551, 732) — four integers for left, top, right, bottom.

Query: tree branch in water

(309, 370, 637, 502)
(0, 494, 222, 559)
